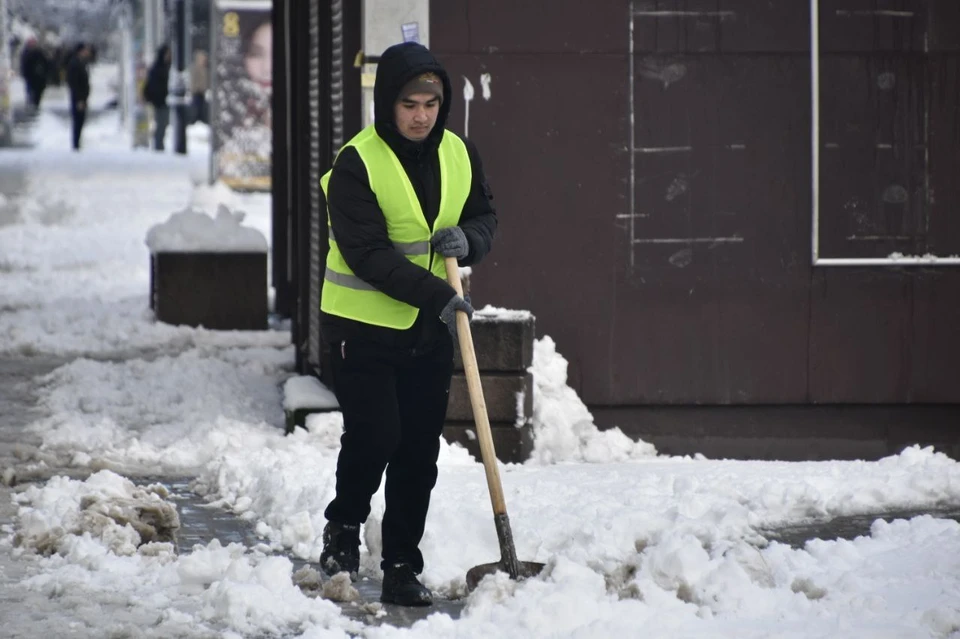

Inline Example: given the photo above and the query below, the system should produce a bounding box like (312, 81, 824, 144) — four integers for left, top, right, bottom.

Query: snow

(145, 205, 268, 253)
(473, 305, 532, 322)
(886, 251, 960, 263)
(2, 64, 960, 639)
(283, 376, 339, 412)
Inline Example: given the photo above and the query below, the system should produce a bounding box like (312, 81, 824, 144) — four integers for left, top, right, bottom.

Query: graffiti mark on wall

(636, 58, 687, 88)
(480, 73, 492, 100)
(462, 76, 474, 137)
(463, 74, 492, 137)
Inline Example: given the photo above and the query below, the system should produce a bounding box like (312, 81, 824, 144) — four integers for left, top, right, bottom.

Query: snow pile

(9, 473, 362, 638)
(457, 308, 656, 464)
(529, 336, 657, 464)
(473, 305, 533, 322)
(283, 376, 339, 412)
(10, 448, 960, 638)
(13, 470, 179, 557)
(145, 204, 268, 253)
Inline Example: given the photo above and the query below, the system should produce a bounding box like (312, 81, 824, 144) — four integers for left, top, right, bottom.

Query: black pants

(324, 335, 454, 573)
(70, 103, 85, 150)
(191, 93, 208, 124)
(26, 82, 45, 108)
(153, 106, 169, 151)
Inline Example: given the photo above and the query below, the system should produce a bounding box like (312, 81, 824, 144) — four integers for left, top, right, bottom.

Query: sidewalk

(2, 65, 960, 639)
(3, 343, 956, 635)
(0, 353, 463, 634)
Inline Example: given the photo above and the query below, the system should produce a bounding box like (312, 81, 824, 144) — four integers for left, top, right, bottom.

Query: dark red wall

(431, 0, 960, 412)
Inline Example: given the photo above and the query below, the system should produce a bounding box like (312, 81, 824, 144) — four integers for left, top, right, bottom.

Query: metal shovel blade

(465, 513, 546, 591)
(466, 559, 546, 592)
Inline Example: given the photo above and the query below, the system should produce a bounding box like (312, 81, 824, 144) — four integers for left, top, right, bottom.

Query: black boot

(381, 563, 433, 606)
(318, 522, 360, 577)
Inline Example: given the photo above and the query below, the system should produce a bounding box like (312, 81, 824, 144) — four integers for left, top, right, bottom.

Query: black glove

(431, 226, 469, 259)
(439, 294, 474, 337)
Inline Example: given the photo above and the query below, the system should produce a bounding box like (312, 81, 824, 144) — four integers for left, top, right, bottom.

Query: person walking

(19, 37, 50, 111)
(143, 45, 172, 151)
(65, 43, 91, 150)
(189, 49, 209, 124)
(317, 42, 497, 607)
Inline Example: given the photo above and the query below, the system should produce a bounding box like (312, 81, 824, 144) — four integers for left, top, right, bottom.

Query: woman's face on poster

(244, 23, 272, 89)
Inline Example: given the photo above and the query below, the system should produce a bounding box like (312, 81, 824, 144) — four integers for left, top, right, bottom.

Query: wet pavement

(763, 507, 960, 549)
(0, 158, 28, 229)
(165, 477, 465, 625)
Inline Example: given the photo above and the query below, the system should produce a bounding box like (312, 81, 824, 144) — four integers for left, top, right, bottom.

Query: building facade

(274, 0, 960, 460)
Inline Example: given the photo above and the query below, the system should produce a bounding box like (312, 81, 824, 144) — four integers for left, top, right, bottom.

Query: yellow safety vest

(320, 125, 472, 329)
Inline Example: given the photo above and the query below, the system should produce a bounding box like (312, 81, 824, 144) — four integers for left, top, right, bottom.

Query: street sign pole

(173, 0, 191, 154)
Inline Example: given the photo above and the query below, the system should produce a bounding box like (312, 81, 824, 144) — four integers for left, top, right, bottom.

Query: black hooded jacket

(143, 45, 171, 108)
(66, 46, 90, 105)
(321, 42, 497, 350)
(20, 44, 49, 89)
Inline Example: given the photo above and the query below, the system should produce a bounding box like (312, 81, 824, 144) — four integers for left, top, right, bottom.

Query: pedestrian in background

(143, 45, 172, 151)
(19, 37, 50, 111)
(190, 49, 209, 124)
(66, 43, 91, 150)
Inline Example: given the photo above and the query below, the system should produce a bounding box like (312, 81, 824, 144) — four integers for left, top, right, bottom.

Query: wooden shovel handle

(444, 257, 508, 516)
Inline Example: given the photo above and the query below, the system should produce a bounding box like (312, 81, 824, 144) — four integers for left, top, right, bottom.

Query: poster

(213, 0, 272, 191)
(0, 0, 12, 146)
(133, 57, 150, 148)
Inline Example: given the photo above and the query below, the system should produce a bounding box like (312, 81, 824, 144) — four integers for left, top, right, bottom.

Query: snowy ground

(1, 65, 960, 639)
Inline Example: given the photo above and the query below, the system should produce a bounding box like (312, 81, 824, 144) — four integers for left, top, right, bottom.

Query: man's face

(394, 93, 440, 142)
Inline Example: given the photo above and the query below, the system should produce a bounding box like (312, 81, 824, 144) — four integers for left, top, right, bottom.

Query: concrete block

(443, 422, 534, 464)
(453, 312, 534, 372)
(152, 252, 267, 330)
(282, 375, 339, 434)
(447, 372, 533, 424)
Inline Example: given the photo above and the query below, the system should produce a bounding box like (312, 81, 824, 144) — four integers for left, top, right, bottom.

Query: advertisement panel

(0, 0, 13, 145)
(212, 0, 272, 191)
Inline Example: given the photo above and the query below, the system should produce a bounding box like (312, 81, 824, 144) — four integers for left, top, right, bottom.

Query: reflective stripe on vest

(328, 228, 430, 258)
(320, 126, 472, 329)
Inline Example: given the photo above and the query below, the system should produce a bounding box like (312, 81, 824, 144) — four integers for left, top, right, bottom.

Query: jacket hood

(155, 45, 170, 66)
(373, 42, 451, 155)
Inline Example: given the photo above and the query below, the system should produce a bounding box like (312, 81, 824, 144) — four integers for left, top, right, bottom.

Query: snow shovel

(444, 257, 545, 591)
